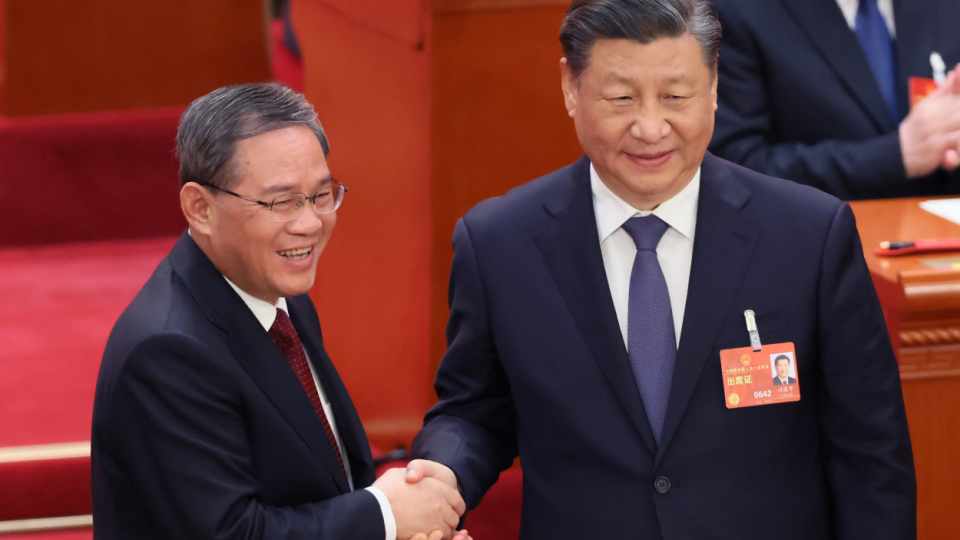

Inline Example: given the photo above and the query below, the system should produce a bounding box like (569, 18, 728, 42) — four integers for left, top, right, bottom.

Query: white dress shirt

(836, 0, 896, 38)
(591, 164, 699, 349)
(224, 277, 397, 540)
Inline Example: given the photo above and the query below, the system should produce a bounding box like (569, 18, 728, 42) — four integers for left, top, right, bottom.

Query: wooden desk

(849, 197, 960, 539)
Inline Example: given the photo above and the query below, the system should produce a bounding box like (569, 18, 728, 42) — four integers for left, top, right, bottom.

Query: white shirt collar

(590, 163, 700, 244)
(223, 276, 288, 331)
(835, 0, 896, 37)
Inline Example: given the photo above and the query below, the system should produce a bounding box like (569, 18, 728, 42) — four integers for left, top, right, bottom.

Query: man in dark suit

(406, 1, 916, 538)
(91, 83, 469, 540)
(773, 355, 798, 385)
(709, 0, 960, 200)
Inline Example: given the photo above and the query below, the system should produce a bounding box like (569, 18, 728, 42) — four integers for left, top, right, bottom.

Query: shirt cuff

(364, 486, 397, 540)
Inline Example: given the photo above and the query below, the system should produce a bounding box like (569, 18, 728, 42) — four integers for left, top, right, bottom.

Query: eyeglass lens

(270, 184, 346, 223)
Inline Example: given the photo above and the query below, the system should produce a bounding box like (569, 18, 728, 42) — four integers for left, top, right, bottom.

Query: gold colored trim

(899, 343, 960, 380)
(0, 514, 93, 533)
(0, 442, 90, 463)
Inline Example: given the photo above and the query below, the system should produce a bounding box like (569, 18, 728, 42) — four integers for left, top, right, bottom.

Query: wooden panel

(308, 0, 428, 47)
(294, 0, 433, 450)
(899, 344, 960, 380)
(434, 0, 569, 13)
(2, 0, 271, 116)
(901, 376, 960, 539)
(0, 0, 7, 114)
(430, 5, 583, 373)
(849, 198, 960, 539)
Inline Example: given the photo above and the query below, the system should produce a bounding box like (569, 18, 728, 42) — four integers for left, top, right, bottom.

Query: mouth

(278, 247, 313, 260)
(626, 150, 673, 168)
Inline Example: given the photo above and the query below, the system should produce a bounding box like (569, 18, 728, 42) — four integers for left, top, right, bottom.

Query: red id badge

(719, 342, 800, 408)
(909, 77, 938, 110)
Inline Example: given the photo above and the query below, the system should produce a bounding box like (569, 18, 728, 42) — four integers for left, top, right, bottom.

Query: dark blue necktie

(855, 0, 900, 122)
(622, 215, 676, 443)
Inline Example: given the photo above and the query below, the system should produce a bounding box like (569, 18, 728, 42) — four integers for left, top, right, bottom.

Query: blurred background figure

(709, 0, 960, 200)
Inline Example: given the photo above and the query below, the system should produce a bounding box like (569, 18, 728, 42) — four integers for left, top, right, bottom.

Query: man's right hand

(372, 468, 466, 540)
(900, 66, 960, 178)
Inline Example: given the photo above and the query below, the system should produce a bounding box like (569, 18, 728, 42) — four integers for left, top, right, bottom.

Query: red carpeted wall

(0, 108, 186, 247)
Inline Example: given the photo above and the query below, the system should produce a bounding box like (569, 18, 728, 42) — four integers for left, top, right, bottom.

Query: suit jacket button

(654, 477, 671, 494)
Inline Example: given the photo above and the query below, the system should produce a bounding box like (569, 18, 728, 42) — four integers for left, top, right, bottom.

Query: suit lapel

(654, 154, 759, 467)
(780, 0, 897, 131)
(168, 232, 351, 494)
(289, 297, 376, 489)
(535, 157, 658, 456)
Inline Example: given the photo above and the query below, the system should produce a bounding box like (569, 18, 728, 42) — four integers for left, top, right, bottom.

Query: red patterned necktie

(268, 308, 347, 482)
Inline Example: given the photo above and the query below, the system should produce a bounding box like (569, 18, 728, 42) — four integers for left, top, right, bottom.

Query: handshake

(373, 459, 473, 540)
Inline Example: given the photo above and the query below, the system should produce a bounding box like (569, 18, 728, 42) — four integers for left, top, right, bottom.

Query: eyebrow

(663, 75, 691, 85)
(603, 73, 636, 85)
(601, 73, 692, 86)
(263, 174, 332, 195)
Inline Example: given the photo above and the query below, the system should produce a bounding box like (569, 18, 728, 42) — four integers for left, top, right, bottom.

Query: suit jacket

(91, 231, 384, 540)
(709, 0, 960, 200)
(773, 377, 798, 385)
(412, 154, 916, 540)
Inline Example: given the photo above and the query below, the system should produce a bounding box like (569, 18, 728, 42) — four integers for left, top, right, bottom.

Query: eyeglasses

(202, 179, 348, 223)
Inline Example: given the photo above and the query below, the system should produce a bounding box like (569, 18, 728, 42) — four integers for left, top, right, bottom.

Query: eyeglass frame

(199, 178, 348, 222)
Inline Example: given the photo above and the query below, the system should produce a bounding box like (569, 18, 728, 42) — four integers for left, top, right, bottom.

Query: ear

(180, 182, 214, 236)
(560, 57, 579, 118)
(710, 69, 719, 112)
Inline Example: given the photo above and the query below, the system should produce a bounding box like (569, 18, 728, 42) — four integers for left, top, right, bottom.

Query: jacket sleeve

(815, 203, 917, 540)
(708, 2, 909, 201)
(109, 333, 386, 540)
(411, 218, 518, 510)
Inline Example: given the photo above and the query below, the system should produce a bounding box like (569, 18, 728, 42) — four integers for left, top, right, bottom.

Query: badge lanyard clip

(744, 310, 762, 352)
(931, 52, 947, 86)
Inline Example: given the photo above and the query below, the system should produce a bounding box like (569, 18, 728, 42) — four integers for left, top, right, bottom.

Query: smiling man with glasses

(92, 83, 470, 540)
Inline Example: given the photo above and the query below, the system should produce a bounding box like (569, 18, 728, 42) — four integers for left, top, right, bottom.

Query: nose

(287, 203, 324, 235)
(629, 102, 670, 144)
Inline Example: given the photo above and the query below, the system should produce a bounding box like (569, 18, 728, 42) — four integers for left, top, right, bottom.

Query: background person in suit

(91, 83, 470, 540)
(773, 354, 797, 385)
(709, 0, 960, 200)
(406, 1, 916, 538)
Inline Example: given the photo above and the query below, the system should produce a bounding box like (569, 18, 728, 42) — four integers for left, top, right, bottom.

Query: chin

(276, 277, 317, 298)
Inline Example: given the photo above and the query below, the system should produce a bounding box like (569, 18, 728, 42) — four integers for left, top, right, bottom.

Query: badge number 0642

(719, 342, 800, 409)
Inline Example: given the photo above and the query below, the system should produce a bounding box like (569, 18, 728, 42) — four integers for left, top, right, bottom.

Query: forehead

(233, 125, 328, 192)
(584, 35, 708, 82)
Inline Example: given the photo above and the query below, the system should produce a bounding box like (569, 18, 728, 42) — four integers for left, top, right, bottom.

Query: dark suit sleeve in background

(815, 204, 916, 540)
(412, 219, 518, 510)
(108, 333, 384, 540)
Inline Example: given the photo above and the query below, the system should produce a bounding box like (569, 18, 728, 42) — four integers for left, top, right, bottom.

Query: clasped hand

(372, 460, 472, 540)
(900, 64, 960, 178)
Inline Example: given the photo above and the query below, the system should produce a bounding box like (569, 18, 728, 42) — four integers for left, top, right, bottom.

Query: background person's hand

(900, 66, 960, 178)
(939, 67, 960, 172)
(373, 468, 465, 540)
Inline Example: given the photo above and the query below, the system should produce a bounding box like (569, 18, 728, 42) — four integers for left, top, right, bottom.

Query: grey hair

(560, 0, 722, 79)
(176, 83, 329, 189)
